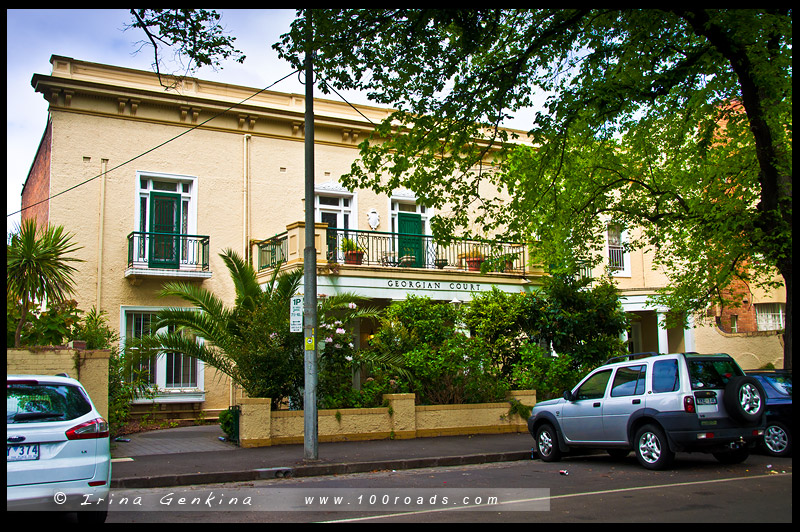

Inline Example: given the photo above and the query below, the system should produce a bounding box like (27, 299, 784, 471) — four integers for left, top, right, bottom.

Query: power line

(8, 69, 301, 219)
(317, 76, 377, 127)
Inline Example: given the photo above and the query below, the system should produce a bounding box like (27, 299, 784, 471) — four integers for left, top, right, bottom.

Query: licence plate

(7, 444, 40, 462)
(697, 397, 717, 405)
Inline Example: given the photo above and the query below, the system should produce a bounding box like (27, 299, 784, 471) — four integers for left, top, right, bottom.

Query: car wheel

(723, 376, 766, 424)
(713, 448, 750, 464)
(634, 424, 674, 470)
(536, 423, 562, 462)
(762, 421, 792, 457)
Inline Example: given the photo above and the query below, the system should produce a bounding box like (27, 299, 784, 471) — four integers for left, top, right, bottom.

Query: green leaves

(7, 219, 83, 348)
(277, 11, 790, 368)
(128, 9, 245, 86)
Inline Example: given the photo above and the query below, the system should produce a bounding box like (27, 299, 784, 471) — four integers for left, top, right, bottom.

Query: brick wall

(20, 120, 52, 225)
(717, 277, 758, 333)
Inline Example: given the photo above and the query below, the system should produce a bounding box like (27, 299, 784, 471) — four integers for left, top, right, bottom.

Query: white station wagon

(7, 375, 111, 522)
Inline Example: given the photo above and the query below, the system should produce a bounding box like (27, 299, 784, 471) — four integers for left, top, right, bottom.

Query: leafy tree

(274, 9, 792, 368)
(125, 9, 791, 369)
(134, 249, 377, 408)
(7, 219, 83, 348)
(131, 249, 304, 405)
(535, 275, 629, 369)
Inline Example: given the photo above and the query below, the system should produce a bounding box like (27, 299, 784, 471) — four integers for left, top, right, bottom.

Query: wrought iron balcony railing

(127, 231, 210, 271)
(256, 227, 527, 274)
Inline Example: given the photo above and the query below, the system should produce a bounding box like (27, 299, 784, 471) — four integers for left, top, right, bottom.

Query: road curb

(110, 451, 532, 489)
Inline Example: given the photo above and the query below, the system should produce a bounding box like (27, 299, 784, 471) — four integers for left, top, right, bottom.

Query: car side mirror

(563, 390, 574, 401)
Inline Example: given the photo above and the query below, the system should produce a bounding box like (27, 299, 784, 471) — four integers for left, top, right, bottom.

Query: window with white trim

(121, 307, 203, 394)
(390, 199, 430, 235)
(755, 303, 786, 331)
(315, 194, 353, 230)
(133, 172, 198, 269)
(607, 223, 630, 276)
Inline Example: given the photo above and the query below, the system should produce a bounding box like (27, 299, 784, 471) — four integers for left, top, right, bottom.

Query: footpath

(110, 424, 535, 488)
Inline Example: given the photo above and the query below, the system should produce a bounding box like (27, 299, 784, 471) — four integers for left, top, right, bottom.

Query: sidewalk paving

(110, 425, 535, 488)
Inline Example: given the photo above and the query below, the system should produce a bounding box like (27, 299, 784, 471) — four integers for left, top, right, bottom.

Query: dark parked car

(746, 370, 792, 457)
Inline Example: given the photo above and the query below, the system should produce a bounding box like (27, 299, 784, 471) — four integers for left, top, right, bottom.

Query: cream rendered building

(22, 56, 785, 418)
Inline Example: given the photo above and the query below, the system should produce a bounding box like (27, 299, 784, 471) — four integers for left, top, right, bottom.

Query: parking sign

(290, 295, 303, 332)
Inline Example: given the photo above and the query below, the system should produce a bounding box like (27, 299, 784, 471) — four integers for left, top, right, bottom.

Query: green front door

(397, 212, 423, 268)
(149, 192, 181, 269)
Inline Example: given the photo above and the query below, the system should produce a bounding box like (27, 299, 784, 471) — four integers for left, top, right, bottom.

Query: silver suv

(527, 353, 767, 470)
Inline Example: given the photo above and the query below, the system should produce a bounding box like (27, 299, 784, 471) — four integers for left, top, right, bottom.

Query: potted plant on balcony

(399, 247, 417, 267)
(341, 238, 365, 265)
(463, 250, 485, 271)
(481, 252, 518, 273)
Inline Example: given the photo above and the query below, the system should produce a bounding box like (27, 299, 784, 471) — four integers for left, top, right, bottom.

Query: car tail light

(683, 395, 696, 413)
(66, 418, 109, 440)
(697, 432, 715, 439)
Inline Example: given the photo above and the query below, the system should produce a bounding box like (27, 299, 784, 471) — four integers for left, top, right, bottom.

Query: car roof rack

(604, 352, 659, 365)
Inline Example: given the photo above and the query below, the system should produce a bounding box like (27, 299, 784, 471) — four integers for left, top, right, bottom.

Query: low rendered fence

(235, 390, 536, 448)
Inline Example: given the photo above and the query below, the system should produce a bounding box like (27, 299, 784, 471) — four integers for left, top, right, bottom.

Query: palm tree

(7, 219, 83, 347)
(134, 248, 378, 405)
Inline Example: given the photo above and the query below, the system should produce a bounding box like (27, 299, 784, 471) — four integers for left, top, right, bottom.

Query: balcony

(256, 226, 529, 275)
(252, 222, 545, 303)
(125, 231, 212, 280)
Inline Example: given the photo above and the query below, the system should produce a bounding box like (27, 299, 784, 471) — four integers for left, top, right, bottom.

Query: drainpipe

(243, 134, 251, 260)
(96, 159, 108, 310)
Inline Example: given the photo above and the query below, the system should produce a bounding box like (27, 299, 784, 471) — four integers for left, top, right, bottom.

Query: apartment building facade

(21, 56, 785, 417)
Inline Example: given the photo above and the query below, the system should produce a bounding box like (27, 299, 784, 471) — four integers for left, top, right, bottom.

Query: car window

(575, 370, 612, 400)
(688, 359, 744, 390)
(611, 365, 646, 397)
(652, 359, 679, 393)
(7, 381, 92, 424)
(762, 374, 792, 397)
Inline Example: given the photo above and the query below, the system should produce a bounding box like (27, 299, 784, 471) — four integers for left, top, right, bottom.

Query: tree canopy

(128, 9, 791, 367)
(274, 9, 792, 367)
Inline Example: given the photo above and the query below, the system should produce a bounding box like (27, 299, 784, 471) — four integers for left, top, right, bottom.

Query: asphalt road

(99, 451, 791, 523)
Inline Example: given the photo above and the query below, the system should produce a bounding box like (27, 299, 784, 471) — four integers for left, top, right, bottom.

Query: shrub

(218, 408, 238, 441)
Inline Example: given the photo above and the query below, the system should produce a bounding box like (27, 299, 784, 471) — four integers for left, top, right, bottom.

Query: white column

(657, 312, 670, 354)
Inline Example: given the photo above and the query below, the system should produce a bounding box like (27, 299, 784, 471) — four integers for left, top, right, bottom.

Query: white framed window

(389, 193, 431, 236)
(120, 306, 205, 401)
(607, 223, 630, 277)
(755, 303, 786, 331)
(133, 171, 198, 269)
(316, 194, 353, 230)
(314, 181, 356, 230)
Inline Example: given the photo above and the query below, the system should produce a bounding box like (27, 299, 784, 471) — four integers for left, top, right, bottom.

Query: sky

(6, 9, 539, 237)
(6, 9, 317, 236)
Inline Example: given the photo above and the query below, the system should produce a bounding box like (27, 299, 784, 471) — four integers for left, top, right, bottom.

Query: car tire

(536, 423, 562, 462)
(634, 424, 674, 470)
(713, 448, 750, 465)
(762, 421, 792, 457)
(723, 376, 766, 424)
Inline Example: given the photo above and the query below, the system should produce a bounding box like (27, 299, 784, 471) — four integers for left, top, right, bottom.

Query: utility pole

(302, 9, 319, 462)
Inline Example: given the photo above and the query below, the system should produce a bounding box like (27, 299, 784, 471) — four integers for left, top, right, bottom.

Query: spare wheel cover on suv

(723, 376, 766, 424)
